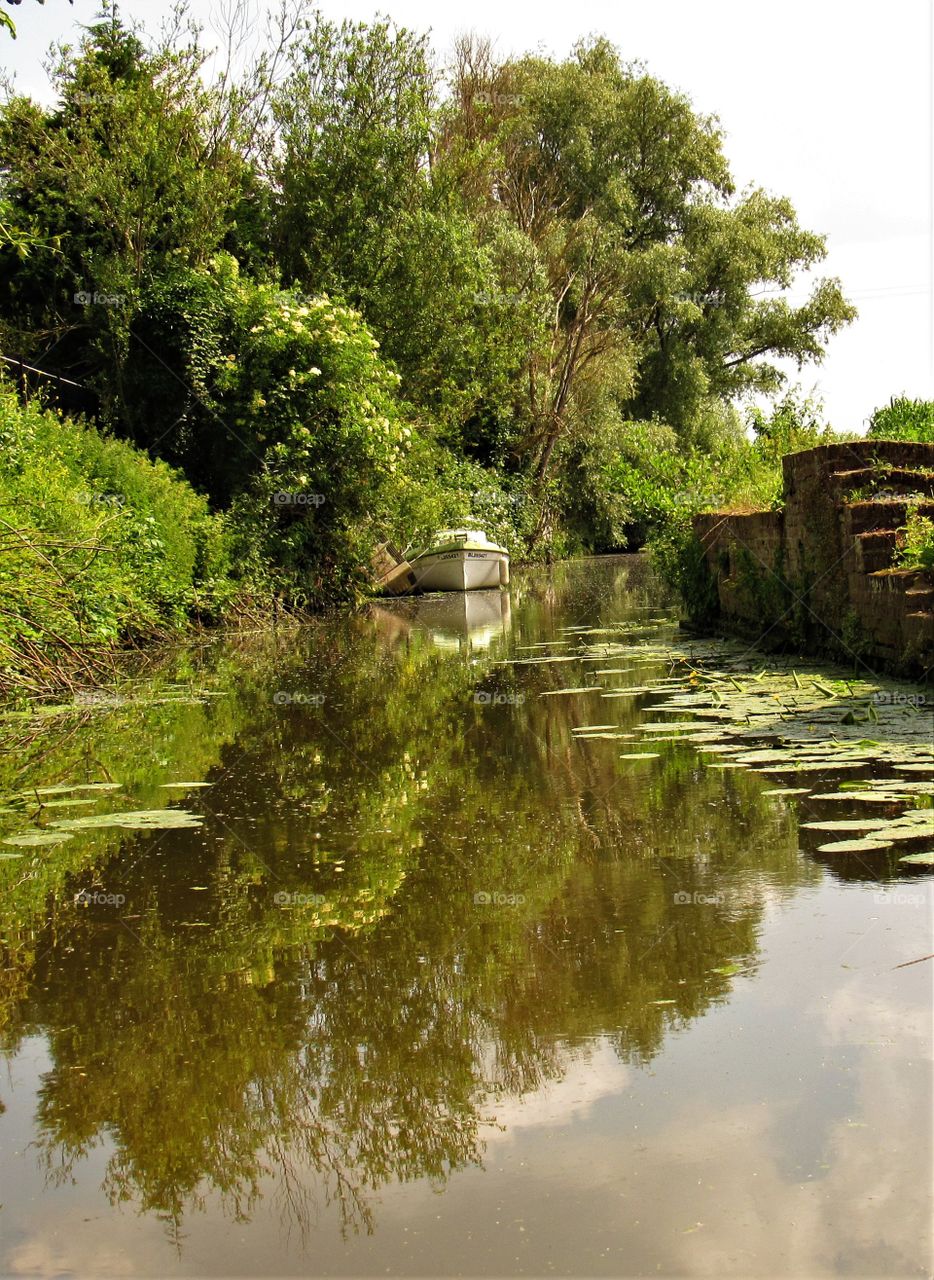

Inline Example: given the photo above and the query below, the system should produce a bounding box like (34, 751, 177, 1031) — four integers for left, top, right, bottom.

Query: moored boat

(409, 528, 510, 592)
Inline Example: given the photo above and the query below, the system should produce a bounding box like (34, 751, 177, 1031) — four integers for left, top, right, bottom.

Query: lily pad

(28, 798, 100, 810)
(749, 761, 866, 774)
(539, 687, 601, 697)
(872, 820, 934, 843)
(575, 732, 634, 740)
(600, 688, 654, 698)
(733, 750, 796, 764)
(899, 851, 934, 866)
(816, 837, 894, 853)
(9, 782, 120, 799)
(2, 830, 74, 847)
(809, 792, 908, 804)
(801, 819, 891, 832)
(52, 809, 203, 831)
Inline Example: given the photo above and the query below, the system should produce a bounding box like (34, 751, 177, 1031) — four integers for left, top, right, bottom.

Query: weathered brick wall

(692, 442, 934, 675)
(693, 510, 784, 630)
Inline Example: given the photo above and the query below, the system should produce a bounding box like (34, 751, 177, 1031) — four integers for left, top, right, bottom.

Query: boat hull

(409, 549, 508, 592)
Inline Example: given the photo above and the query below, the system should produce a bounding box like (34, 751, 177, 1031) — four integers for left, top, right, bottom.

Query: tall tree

(272, 14, 434, 297)
(271, 16, 538, 458)
(440, 37, 855, 485)
(0, 5, 252, 415)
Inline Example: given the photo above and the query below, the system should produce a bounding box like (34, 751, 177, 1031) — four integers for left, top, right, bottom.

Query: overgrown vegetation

(0, 386, 229, 694)
(868, 397, 934, 444)
(0, 3, 925, 689)
(897, 511, 934, 572)
(604, 392, 849, 591)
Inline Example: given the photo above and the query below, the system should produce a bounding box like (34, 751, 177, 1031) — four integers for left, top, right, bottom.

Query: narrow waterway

(1, 556, 931, 1277)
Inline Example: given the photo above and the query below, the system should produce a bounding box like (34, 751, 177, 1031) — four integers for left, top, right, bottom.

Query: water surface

(1, 556, 931, 1277)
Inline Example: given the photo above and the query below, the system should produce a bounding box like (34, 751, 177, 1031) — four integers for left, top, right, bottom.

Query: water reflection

(0, 556, 929, 1276)
(371, 587, 512, 652)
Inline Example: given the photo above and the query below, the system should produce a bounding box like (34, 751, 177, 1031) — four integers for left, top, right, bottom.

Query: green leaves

(0, 385, 231, 695)
(868, 397, 934, 444)
(895, 510, 934, 572)
(0, 7, 864, 585)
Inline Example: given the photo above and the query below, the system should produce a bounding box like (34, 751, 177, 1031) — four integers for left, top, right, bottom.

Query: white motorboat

(408, 528, 510, 592)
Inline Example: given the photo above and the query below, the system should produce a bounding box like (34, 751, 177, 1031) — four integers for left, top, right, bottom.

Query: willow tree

(441, 36, 856, 492)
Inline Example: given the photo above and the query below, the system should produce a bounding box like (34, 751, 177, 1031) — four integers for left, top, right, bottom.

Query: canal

(0, 556, 931, 1277)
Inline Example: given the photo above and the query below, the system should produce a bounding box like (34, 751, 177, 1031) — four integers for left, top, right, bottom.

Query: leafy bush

(121, 257, 415, 602)
(868, 397, 934, 443)
(896, 511, 934, 571)
(604, 421, 720, 542)
(0, 384, 230, 692)
(378, 439, 532, 556)
(601, 392, 850, 602)
(121, 255, 534, 602)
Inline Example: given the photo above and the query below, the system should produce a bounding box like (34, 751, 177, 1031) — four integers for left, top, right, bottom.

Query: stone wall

(692, 441, 934, 676)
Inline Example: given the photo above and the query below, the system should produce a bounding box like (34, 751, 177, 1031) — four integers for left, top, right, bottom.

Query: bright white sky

(2, 0, 932, 431)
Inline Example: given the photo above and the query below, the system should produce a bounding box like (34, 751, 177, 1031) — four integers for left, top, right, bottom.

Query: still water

(0, 556, 931, 1278)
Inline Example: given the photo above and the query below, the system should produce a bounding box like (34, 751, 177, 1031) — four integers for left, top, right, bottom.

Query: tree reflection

(2, 558, 817, 1244)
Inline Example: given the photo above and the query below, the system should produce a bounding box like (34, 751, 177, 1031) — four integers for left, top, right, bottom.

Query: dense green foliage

(634, 393, 880, 626)
(123, 255, 418, 600)
(0, 0, 900, 677)
(0, 385, 229, 691)
(897, 510, 934, 571)
(867, 397, 934, 443)
(603, 392, 846, 591)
